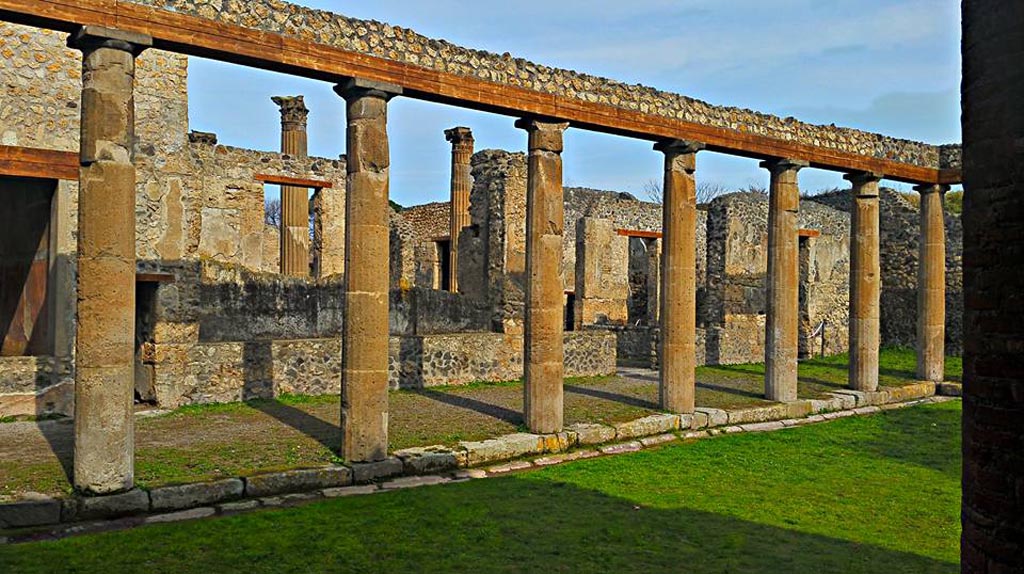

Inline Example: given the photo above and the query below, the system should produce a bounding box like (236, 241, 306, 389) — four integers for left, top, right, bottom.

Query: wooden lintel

(136, 272, 176, 283)
(0, 145, 78, 180)
(0, 1, 960, 185)
(617, 229, 663, 239)
(255, 174, 333, 189)
(798, 229, 822, 238)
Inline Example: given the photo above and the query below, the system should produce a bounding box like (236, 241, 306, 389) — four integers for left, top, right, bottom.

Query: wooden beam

(0, 0, 962, 184)
(798, 229, 822, 238)
(136, 272, 175, 283)
(254, 174, 333, 189)
(0, 145, 78, 180)
(617, 229, 663, 239)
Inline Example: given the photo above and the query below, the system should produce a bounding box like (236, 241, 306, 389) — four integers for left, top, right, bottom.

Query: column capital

(913, 183, 951, 195)
(515, 117, 570, 153)
(333, 77, 403, 102)
(67, 25, 152, 56)
(445, 126, 475, 146)
(271, 95, 309, 131)
(843, 171, 883, 185)
(760, 157, 809, 174)
(655, 139, 704, 173)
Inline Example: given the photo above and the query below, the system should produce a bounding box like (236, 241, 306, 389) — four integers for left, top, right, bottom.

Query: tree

(264, 198, 281, 227)
(642, 178, 731, 205)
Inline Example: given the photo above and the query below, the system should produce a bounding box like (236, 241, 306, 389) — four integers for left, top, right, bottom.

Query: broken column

(915, 183, 949, 382)
(845, 171, 883, 391)
(761, 158, 808, 402)
(334, 78, 402, 462)
(445, 126, 474, 293)
(68, 26, 151, 494)
(272, 96, 311, 277)
(515, 118, 569, 434)
(655, 140, 704, 413)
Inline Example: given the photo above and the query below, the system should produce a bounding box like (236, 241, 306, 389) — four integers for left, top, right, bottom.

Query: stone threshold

(0, 380, 958, 542)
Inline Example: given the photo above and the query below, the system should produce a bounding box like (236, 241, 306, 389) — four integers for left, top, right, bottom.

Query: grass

(0, 401, 962, 573)
(0, 348, 961, 499)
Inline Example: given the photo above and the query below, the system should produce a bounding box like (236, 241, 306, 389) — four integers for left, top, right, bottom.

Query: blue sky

(187, 0, 962, 206)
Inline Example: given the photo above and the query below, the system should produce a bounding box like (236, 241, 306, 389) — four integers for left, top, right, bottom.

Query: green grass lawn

(0, 401, 962, 574)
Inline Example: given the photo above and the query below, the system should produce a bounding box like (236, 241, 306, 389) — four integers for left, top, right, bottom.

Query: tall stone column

(761, 158, 808, 402)
(516, 118, 569, 434)
(915, 183, 948, 382)
(655, 140, 704, 413)
(445, 127, 474, 293)
(334, 78, 401, 462)
(272, 96, 311, 277)
(845, 171, 883, 391)
(68, 26, 151, 495)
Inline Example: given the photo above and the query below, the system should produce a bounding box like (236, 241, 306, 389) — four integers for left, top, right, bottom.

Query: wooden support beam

(254, 173, 333, 189)
(0, 145, 78, 180)
(617, 229, 663, 239)
(0, 0, 961, 184)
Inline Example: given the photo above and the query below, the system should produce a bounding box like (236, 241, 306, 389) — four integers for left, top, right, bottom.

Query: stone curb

(0, 382, 952, 538)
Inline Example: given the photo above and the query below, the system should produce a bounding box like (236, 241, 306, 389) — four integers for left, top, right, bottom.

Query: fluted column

(445, 127, 474, 293)
(272, 96, 310, 277)
(68, 26, 151, 494)
(761, 158, 808, 402)
(655, 139, 704, 413)
(334, 78, 402, 462)
(516, 118, 569, 434)
(845, 171, 882, 391)
(915, 183, 949, 382)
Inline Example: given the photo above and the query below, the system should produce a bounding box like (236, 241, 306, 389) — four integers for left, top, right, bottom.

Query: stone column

(272, 96, 310, 277)
(334, 78, 402, 462)
(845, 171, 883, 391)
(68, 26, 151, 495)
(915, 183, 949, 382)
(445, 127, 474, 293)
(515, 118, 569, 434)
(761, 158, 808, 402)
(655, 140, 704, 413)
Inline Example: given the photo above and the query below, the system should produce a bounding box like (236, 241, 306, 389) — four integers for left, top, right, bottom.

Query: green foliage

(389, 199, 403, 212)
(1, 403, 962, 573)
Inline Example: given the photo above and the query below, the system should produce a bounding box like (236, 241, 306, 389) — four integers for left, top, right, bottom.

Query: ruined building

(0, 22, 962, 420)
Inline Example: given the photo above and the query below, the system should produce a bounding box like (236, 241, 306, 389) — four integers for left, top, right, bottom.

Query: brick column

(272, 96, 310, 277)
(445, 127, 474, 293)
(962, 3, 1024, 571)
(516, 118, 569, 434)
(68, 26, 151, 495)
(845, 171, 882, 391)
(761, 158, 807, 402)
(334, 78, 401, 462)
(655, 139, 704, 413)
(915, 183, 949, 382)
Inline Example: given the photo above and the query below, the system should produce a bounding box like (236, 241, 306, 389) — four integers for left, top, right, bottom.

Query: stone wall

(809, 189, 964, 355)
(121, 0, 958, 169)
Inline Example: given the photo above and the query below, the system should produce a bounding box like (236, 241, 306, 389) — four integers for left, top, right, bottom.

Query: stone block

(0, 496, 62, 528)
(485, 460, 533, 475)
(460, 433, 545, 466)
(540, 431, 577, 452)
(599, 441, 642, 455)
(690, 411, 710, 429)
(64, 489, 150, 521)
(826, 392, 857, 410)
(150, 478, 244, 511)
(614, 414, 680, 439)
(351, 457, 404, 484)
(740, 421, 785, 433)
(322, 485, 379, 498)
(244, 466, 352, 497)
(936, 382, 962, 397)
(394, 446, 463, 475)
(144, 507, 216, 524)
(785, 401, 814, 419)
(695, 407, 729, 427)
(567, 423, 616, 445)
(727, 404, 787, 425)
(809, 397, 844, 413)
(640, 434, 678, 447)
(380, 476, 449, 490)
(682, 431, 709, 440)
(217, 500, 262, 513)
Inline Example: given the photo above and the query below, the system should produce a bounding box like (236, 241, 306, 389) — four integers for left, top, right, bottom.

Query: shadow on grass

(857, 403, 962, 480)
(0, 473, 957, 574)
(565, 384, 657, 409)
(695, 381, 765, 400)
(414, 388, 523, 426)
